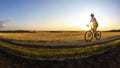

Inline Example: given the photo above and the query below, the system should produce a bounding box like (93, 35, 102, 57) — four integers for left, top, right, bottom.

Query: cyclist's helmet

(90, 13, 94, 16)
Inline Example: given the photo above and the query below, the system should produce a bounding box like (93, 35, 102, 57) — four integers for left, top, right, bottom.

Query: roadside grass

(0, 40, 119, 59)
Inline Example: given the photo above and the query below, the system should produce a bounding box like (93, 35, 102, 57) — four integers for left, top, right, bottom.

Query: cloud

(0, 20, 10, 28)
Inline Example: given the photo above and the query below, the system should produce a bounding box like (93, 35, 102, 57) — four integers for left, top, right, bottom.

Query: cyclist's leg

(94, 27, 97, 33)
(93, 26, 98, 37)
(91, 26, 94, 33)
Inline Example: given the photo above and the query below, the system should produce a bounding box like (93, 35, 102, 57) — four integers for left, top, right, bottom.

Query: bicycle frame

(87, 25, 96, 36)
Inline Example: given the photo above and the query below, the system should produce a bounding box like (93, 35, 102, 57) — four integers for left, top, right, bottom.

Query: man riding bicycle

(85, 13, 101, 41)
(87, 13, 98, 36)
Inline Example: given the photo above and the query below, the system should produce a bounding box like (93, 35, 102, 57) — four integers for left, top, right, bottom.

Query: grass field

(0, 31, 119, 42)
(0, 31, 119, 60)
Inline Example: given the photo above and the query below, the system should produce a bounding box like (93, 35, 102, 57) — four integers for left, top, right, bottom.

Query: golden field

(0, 31, 119, 41)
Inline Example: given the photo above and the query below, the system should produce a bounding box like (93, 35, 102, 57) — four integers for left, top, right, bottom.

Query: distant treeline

(0, 30, 36, 33)
(106, 30, 120, 32)
(0, 30, 119, 33)
(0, 30, 83, 33)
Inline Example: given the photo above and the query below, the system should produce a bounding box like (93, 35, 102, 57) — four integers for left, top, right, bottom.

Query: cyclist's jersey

(90, 17, 98, 28)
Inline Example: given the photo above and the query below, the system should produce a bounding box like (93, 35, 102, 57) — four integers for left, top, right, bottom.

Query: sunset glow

(0, 0, 120, 31)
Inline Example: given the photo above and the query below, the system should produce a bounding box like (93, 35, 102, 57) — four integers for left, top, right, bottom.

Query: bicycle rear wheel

(84, 31, 93, 42)
(95, 31, 101, 40)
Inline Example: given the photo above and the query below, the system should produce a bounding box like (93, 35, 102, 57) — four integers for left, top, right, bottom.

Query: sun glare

(67, 13, 90, 31)
(69, 11, 112, 31)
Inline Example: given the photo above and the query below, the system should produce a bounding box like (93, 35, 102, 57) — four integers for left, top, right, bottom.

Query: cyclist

(87, 13, 98, 36)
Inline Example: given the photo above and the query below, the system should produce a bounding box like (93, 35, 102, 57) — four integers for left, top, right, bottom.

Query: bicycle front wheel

(84, 31, 93, 42)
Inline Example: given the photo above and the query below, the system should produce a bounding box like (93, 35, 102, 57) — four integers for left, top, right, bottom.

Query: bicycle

(84, 25, 101, 42)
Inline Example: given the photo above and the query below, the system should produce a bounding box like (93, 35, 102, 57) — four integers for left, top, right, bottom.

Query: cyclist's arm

(89, 19, 92, 26)
(90, 19, 92, 23)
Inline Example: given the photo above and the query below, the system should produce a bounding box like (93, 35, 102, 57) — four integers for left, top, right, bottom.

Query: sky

(0, 0, 120, 31)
